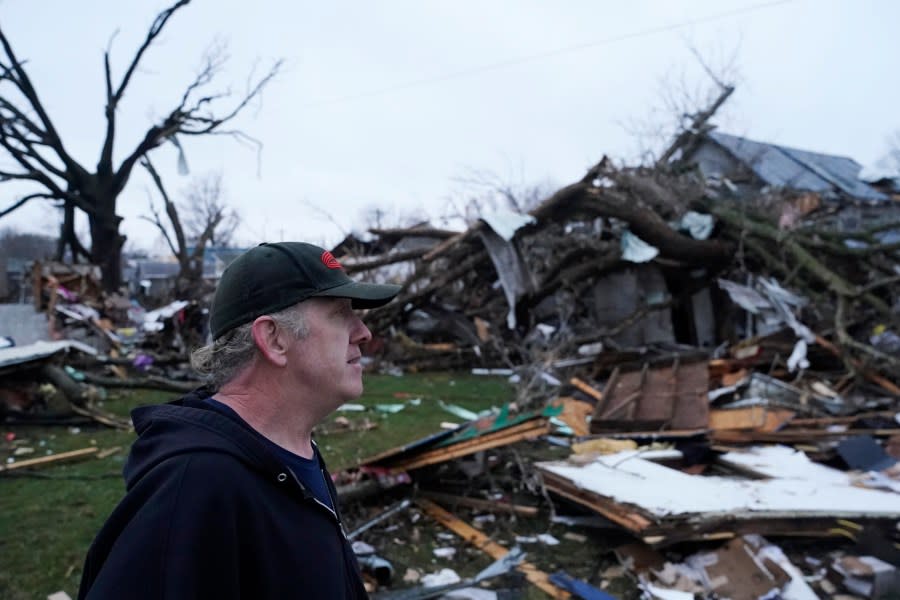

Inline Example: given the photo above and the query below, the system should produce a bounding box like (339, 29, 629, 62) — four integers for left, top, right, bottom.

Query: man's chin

(343, 382, 364, 401)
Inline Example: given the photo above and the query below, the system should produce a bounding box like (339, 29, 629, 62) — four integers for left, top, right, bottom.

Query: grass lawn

(0, 373, 514, 599)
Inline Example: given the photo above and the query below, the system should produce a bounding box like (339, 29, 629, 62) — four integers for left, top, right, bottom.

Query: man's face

(286, 297, 372, 415)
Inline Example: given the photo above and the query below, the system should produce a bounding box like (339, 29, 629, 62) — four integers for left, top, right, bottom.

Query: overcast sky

(1, 0, 898, 254)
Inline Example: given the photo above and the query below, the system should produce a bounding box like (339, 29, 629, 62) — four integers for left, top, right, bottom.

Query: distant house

(686, 131, 887, 201)
(201, 247, 248, 279)
(1, 258, 32, 303)
(131, 260, 181, 299)
(128, 247, 249, 301)
(683, 131, 898, 234)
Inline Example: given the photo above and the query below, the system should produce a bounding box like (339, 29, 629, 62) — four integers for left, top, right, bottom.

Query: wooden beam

(568, 377, 603, 402)
(421, 491, 539, 518)
(390, 420, 549, 471)
(709, 407, 795, 432)
(538, 469, 654, 533)
(555, 397, 592, 437)
(417, 498, 569, 599)
(712, 428, 900, 443)
(816, 334, 900, 396)
(786, 411, 894, 427)
(0, 447, 99, 472)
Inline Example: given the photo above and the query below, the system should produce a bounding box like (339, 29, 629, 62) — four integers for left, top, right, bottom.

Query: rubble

(319, 333, 898, 597)
(4, 124, 900, 598)
(305, 129, 900, 596)
(1, 260, 205, 425)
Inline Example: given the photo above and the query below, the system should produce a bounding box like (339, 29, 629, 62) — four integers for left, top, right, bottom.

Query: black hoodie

(78, 389, 368, 599)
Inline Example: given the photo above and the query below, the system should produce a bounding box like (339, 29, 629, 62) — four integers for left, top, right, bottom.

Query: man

(79, 242, 400, 599)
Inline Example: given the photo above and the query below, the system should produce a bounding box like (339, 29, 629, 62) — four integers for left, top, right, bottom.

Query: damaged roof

(705, 131, 888, 202)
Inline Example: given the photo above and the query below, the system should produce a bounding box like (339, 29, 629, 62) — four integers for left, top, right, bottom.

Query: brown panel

(591, 359, 709, 432)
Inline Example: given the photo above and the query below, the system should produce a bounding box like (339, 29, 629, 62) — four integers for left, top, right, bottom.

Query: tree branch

(0, 28, 89, 180)
(112, 0, 192, 103)
(0, 192, 53, 218)
(113, 58, 281, 193)
(141, 156, 186, 260)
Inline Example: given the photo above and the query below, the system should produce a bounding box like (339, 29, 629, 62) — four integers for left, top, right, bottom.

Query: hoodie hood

(124, 388, 288, 491)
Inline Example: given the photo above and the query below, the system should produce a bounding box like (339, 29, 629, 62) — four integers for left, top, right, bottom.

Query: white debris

(421, 568, 460, 587)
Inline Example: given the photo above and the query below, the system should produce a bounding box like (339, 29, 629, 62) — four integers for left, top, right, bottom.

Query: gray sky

(2, 0, 898, 253)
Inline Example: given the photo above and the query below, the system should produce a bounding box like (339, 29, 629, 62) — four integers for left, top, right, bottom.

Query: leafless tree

(358, 204, 430, 232)
(0, 0, 281, 290)
(141, 158, 236, 299)
(452, 166, 555, 214)
(443, 167, 557, 231)
(180, 173, 239, 249)
(620, 41, 741, 165)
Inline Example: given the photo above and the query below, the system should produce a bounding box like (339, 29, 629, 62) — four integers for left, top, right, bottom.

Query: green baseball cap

(209, 242, 400, 339)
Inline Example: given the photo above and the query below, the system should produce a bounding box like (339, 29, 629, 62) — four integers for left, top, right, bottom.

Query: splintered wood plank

(569, 377, 604, 402)
(417, 498, 569, 599)
(0, 447, 99, 472)
(537, 469, 654, 533)
(555, 397, 593, 437)
(815, 334, 900, 396)
(712, 428, 899, 443)
(709, 407, 795, 432)
(421, 490, 539, 517)
(390, 420, 549, 471)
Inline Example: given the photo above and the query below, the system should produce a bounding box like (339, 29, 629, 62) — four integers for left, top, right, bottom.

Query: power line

(302, 0, 793, 108)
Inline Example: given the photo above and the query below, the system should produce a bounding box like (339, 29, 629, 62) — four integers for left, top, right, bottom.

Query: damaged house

(682, 130, 898, 235)
(128, 246, 248, 301)
(342, 128, 898, 412)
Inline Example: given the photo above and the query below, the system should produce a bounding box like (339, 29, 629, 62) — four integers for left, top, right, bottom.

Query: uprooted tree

(0, 0, 280, 291)
(355, 154, 900, 392)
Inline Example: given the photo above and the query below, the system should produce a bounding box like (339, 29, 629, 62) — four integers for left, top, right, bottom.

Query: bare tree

(181, 173, 239, 249)
(620, 41, 741, 165)
(0, 0, 281, 290)
(141, 158, 236, 299)
(451, 166, 555, 215)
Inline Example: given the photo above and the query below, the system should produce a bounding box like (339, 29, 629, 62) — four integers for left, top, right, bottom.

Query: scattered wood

(420, 490, 540, 518)
(68, 404, 131, 431)
(96, 446, 123, 459)
(591, 359, 709, 433)
(568, 377, 603, 402)
(536, 448, 900, 547)
(554, 397, 593, 437)
(80, 372, 198, 393)
(387, 417, 550, 472)
(0, 447, 99, 472)
(712, 428, 900, 444)
(416, 498, 570, 599)
(708, 406, 795, 432)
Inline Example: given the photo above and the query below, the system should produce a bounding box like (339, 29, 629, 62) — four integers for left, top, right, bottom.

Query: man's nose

(351, 316, 372, 345)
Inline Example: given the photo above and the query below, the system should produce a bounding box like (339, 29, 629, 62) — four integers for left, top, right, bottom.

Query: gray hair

(191, 303, 310, 389)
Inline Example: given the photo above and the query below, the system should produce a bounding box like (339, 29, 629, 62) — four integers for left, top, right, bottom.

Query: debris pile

(320, 129, 900, 597)
(3, 127, 899, 598)
(0, 261, 203, 425)
(331, 379, 900, 598)
(345, 152, 899, 410)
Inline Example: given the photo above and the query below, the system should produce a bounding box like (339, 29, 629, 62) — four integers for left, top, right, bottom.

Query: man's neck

(215, 380, 317, 459)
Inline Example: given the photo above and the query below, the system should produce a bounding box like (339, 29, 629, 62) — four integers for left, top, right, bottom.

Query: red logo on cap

(321, 250, 343, 270)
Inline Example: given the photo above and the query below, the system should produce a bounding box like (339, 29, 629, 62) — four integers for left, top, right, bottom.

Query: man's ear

(251, 316, 289, 367)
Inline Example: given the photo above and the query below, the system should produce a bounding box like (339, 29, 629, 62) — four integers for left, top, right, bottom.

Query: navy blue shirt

(202, 398, 334, 511)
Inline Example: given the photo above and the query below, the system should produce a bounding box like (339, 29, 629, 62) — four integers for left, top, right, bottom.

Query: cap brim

(313, 281, 401, 309)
